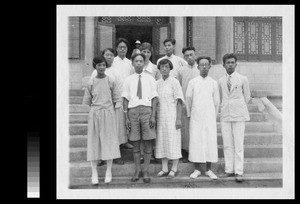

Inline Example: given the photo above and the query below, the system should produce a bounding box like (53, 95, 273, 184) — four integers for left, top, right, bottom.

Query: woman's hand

(125, 117, 131, 131)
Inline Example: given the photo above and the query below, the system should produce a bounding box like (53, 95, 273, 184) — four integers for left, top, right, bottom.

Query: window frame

(233, 17, 282, 62)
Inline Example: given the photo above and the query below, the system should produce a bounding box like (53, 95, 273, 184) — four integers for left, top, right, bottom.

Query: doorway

(116, 25, 152, 60)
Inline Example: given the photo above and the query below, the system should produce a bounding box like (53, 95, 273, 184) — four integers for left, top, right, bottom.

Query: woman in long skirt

(82, 55, 121, 184)
(155, 59, 184, 178)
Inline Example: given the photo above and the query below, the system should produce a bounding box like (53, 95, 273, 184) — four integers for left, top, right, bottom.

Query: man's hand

(149, 116, 156, 128)
(175, 118, 182, 130)
(125, 117, 131, 131)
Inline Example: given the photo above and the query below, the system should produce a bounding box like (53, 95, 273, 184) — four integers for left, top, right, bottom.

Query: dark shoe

(97, 160, 105, 166)
(156, 170, 169, 177)
(113, 158, 125, 165)
(220, 173, 235, 178)
(142, 171, 151, 183)
(181, 157, 189, 163)
(166, 170, 179, 179)
(131, 171, 143, 182)
(235, 174, 243, 182)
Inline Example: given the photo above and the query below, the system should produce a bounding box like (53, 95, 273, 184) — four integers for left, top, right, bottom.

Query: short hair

(92, 55, 108, 68)
(222, 53, 237, 64)
(131, 53, 146, 61)
(163, 38, 176, 45)
(182, 46, 196, 54)
(101, 48, 116, 56)
(140, 42, 153, 53)
(115, 38, 129, 48)
(196, 56, 212, 65)
(157, 59, 174, 70)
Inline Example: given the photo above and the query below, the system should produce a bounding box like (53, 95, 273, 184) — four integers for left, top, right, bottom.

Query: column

(174, 17, 185, 58)
(82, 17, 95, 77)
(216, 17, 234, 64)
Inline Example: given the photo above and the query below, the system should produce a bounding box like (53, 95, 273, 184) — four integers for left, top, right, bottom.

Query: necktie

(137, 75, 142, 99)
(227, 75, 231, 92)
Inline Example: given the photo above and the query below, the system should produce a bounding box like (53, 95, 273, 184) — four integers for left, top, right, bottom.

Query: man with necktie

(218, 53, 251, 183)
(122, 53, 158, 183)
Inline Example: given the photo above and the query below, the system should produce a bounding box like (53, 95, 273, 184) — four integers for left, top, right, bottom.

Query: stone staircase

(68, 89, 282, 188)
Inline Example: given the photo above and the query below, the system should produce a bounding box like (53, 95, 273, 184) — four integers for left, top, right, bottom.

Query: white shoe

(205, 170, 218, 180)
(91, 174, 99, 185)
(104, 171, 112, 183)
(190, 170, 201, 179)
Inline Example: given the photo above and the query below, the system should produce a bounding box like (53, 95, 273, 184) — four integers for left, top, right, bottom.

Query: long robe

(185, 75, 220, 162)
(173, 63, 199, 150)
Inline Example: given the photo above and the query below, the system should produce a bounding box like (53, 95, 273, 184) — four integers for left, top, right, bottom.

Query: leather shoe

(131, 171, 143, 182)
(235, 174, 243, 182)
(143, 171, 151, 183)
(220, 173, 235, 178)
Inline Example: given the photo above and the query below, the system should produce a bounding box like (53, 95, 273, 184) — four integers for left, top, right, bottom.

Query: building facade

(68, 16, 282, 97)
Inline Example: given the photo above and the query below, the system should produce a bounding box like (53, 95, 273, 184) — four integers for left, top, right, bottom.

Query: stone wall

(209, 62, 282, 96)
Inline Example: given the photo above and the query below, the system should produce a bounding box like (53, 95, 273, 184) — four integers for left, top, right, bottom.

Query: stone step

(70, 89, 85, 97)
(69, 172, 282, 188)
(69, 96, 84, 104)
(69, 157, 282, 178)
(69, 112, 267, 124)
(69, 144, 282, 162)
(69, 122, 275, 135)
(69, 104, 261, 113)
(69, 133, 282, 148)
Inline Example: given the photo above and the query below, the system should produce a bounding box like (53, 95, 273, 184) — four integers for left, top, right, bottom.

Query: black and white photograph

(56, 5, 294, 199)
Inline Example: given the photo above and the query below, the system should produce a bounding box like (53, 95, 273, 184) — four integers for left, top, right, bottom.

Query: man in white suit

(218, 53, 251, 182)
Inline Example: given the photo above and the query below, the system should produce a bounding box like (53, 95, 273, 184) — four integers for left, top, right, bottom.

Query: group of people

(82, 37, 251, 185)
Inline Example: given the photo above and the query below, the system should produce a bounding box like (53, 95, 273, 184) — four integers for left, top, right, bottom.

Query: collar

(144, 61, 154, 73)
(188, 63, 198, 69)
(115, 56, 128, 61)
(226, 71, 236, 78)
(165, 54, 174, 59)
(134, 72, 145, 77)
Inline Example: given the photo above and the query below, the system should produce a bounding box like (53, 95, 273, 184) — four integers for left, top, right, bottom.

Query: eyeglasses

(117, 46, 127, 50)
(198, 63, 210, 67)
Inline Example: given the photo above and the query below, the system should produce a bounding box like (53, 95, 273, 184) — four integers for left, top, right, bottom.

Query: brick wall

(192, 17, 216, 60)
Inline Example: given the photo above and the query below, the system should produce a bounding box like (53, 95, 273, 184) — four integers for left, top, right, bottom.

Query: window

(234, 17, 282, 61)
(68, 17, 84, 59)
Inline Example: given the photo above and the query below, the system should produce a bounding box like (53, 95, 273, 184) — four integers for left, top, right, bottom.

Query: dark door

(116, 25, 152, 60)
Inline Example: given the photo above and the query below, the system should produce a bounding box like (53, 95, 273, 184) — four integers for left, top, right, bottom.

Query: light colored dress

(185, 75, 220, 163)
(155, 76, 184, 159)
(90, 66, 127, 145)
(173, 63, 199, 151)
(82, 76, 121, 161)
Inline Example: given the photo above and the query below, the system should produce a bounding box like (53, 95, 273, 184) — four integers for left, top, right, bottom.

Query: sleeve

(149, 77, 158, 100)
(218, 78, 223, 104)
(242, 76, 251, 104)
(213, 81, 220, 118)
(121, 77, 130, 101)
(173, 79, 185, 104)
(82, 81, 93, 106)
(109, 74, 122, 105)
(185, 80, 194, 117)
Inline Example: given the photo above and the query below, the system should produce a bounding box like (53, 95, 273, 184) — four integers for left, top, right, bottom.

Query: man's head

(182, 46, 196, 66)
(116, 38, 129, 58)
(196, 56, 212, 78)
(135, 40, 141, 48)
(222, 53, 237, 75)
(131, 53, 146, 74)
(163, 38, 176, 56)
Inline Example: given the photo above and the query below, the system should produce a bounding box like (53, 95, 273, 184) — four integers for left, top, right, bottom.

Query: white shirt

(157, 54, 187, 77)
(111, 56, 133, 82)
(122, 72, 158, 108)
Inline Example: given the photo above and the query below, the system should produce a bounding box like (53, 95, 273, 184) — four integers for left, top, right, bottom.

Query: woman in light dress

(155, 59, 184, 178)
(82, 55, 121, 184)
